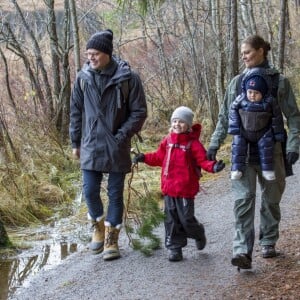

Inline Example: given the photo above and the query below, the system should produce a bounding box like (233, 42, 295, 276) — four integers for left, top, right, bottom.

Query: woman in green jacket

(207, 35, 300, 269)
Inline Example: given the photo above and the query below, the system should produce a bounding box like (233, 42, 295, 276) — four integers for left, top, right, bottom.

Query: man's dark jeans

(82, 170, 126, 226)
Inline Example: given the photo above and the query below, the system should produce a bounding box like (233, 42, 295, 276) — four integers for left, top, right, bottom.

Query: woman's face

(241, 43, 265, 68)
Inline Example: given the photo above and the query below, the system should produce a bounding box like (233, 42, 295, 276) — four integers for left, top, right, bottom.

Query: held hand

(133, 153, 145, 164)
(286, 152, 299, 165)
(72, 148, 80, 159)
(115, 132, 124, 145)
(207, 147, 218, 161)
(213, 160, 225, 173)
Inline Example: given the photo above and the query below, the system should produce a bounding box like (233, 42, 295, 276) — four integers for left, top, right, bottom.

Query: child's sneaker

(262, 171, 276, 181)
(231, 170, 242, 180)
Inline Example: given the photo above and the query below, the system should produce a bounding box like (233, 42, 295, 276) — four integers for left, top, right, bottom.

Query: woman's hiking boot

(168, 248, 183, 262)
(261, 245, 277, 258)
(103, 222, 121, 261)
(231, 253, 252, 269)
(89, 216, 105, 254)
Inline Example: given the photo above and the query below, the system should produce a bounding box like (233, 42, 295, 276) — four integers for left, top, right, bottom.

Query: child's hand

(133, 153, 145, 164)
(213, 160, 225, 173)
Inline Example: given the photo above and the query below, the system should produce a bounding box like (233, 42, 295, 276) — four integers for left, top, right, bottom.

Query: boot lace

(105, 229, 117, 246)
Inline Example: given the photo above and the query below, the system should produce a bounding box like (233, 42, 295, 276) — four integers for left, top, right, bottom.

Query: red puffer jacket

(144, 124, 216, 199)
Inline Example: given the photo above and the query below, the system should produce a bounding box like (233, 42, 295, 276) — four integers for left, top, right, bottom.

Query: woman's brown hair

(242, 35, 271, 58)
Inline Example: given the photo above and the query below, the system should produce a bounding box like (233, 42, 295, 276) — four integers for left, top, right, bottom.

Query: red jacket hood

(169, 123, 202, 144)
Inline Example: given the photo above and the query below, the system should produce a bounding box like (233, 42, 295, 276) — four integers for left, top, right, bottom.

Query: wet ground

(1, 162, 299, 300)
(0, 193, 88, 300)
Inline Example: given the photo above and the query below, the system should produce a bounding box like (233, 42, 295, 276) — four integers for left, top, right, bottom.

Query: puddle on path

(0, 192, 89, 300)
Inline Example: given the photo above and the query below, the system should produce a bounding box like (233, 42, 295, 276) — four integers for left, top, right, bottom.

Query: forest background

(0, 0, 300, 246)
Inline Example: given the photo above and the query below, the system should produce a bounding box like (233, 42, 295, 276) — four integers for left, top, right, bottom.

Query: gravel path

(11, 162, 300, 300)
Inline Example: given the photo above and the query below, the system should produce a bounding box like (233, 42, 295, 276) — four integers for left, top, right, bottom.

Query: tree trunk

(69, 0, 81, 73)
(11, 0, 54, 118)
(277, 0, 288, 72)
(240, 0, 257, 36)
(3, 22, 46, 115)
(227, 0, 239, 80)
(211, 0, 225, 109)
(0, 48, 17, 112)
(0, 219, 11, 247)
(45, 0, 62, 108)
(181, 0, 202, 104)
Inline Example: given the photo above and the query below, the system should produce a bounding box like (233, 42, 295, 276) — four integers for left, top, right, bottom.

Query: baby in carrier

(228, 68, 285, 181)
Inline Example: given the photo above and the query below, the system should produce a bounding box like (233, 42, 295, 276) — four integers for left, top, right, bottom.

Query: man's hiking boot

(103, 222, 121, 261)
(168, 248, 183, 262)
(261, 245, 277, 258)
(89, 216, 105, 254)
(231, 253, 252, 269)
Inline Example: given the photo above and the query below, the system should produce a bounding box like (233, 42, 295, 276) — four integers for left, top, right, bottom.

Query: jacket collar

(169, 124, 202, 143)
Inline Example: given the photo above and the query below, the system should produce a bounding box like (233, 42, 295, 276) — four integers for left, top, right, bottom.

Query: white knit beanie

(171, 106, 194, 127)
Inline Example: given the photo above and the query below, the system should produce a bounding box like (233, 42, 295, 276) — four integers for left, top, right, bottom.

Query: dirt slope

(11, 162, 300, 300)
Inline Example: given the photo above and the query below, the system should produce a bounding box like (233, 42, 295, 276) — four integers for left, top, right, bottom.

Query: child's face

(171, 119, 189, 134)
(247, 89, 263, 102)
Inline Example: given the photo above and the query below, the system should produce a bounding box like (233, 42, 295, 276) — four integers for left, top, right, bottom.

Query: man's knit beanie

(245, 75, 268, 97)
(171, 106, 194, 127)
(86, 29, 113, 56)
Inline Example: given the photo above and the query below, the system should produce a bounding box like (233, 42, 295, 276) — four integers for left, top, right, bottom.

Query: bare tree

(227, 0, 239, 80)
(11, 0, 54, 118)
(240, 0, 257, 36)
(0, 48, 17, 112)
(211, 0, 225, 110)
(45, 0, 62, 111)
(277, 0, 288, 72)
(0, 219, 11, 247)
(69, 0, 80, 73)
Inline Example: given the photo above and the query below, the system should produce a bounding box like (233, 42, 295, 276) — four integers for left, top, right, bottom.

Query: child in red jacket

(133, 106, 225, 261)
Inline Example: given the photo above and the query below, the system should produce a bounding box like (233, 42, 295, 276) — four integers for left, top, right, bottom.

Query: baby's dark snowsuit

(228, 69, 285, 173)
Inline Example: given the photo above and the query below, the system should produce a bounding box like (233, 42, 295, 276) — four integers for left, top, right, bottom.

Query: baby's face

(247, 89, 263, 102)
(171, 119, 189, 134)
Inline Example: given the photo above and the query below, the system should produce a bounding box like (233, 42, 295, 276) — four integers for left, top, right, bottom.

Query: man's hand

(72, 148, 80, 159)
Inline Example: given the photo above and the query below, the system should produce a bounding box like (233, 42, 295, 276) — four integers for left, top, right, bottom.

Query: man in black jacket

(70, 29, 147, 260)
